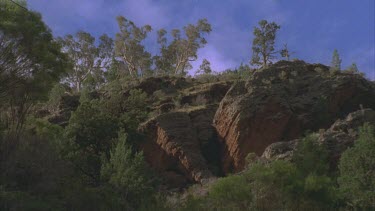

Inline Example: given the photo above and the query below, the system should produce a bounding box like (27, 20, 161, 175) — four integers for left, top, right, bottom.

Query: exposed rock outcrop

(261, 140, 298, 161)
(139, 105, 220, 187)
(181, 81, 232, 105)
(214, 60, 375, 173)
(261, 109, 375, 168)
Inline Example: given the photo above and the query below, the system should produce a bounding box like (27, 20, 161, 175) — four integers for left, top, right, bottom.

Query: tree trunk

(262, 54, 267, 68)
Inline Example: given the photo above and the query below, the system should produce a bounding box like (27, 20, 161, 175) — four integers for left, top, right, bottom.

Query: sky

(27, 0, 374, 79)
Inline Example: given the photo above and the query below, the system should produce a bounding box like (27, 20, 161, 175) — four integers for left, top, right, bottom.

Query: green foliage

(208, 175, 252, 209)
(338, 123, 375, 209)
(26, 117, 63, 141)
(0, 134, 71, 211)
(100, 86, 149, 146)
(345, 62, 359, 73)
(0, 0, 68, 134)
(47, 83, 66, 112)
(101, 132, 157, 208)
(119, 89, 149, 132)
(330, 49, 342, 72)
(343, 62, 365, 77)
(0, 0, 68, 100)
(63, 100, 119, 184)
(251, 20, 280, 67)
(245, 160, 299, 210)
(180, 134, 337, 210)
(1, 2, 372, 209)
(213, 64, 253, 82)
(115, 16, 153, 79)
(244, 140, 336, 210)
(197, 59, 212, 75)
(58, 32, 113, 92)
(65, 101, 119, 154)
(155, 19, 212, 75)
(280, 43, 293, 61)
(292, 133, 329, 176)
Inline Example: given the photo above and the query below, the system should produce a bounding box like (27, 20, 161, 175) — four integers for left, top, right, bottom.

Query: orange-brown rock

(214, 60, 375, 173)
(139, 105, 219, 187)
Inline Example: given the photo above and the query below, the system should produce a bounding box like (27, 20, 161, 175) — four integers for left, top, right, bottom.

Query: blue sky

(27, 0, 374, 79)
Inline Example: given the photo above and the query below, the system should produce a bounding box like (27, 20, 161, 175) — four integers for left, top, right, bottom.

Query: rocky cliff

(43, 61, 375, 188)
(213, 60, 375, 173)
(139, 105, 220, 188)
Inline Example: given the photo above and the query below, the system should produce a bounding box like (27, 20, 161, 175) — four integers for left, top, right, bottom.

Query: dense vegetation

(0, 1, 373, 210)
(178, 126, 375, 210)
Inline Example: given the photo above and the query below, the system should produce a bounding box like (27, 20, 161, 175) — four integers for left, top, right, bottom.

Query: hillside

(2, 59, 375, 210)
(39, 60, 375, 187)
(1, 1, 374, 209)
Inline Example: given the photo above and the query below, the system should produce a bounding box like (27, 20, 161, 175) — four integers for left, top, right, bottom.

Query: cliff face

(138, 105, 220, 187)
(132, 61, 375, 186)
(213, 60, 375, 173)
(36, 61, 374, 188)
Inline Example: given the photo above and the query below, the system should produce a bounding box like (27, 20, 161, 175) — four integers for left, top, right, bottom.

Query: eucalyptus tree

(251, 20, 280, 68)
(0, 0, 67, 134)
(58, 32, 113, 92)
(155, 19, 212, 75)
(197, 58, 212, 74)
(115, 16, 152, 79)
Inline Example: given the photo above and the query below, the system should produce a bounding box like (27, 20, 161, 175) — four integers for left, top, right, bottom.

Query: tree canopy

(251, 20, 280, 68)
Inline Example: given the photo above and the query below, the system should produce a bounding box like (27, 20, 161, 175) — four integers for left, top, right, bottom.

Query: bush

(208, 175, 252, 210)
(101, 132, 157, 209)
(179, 133, 338, 210)
(245, 160, 299, 210)
(0, 135, 72, 211)
(47, 83, 66, 112)
(338, 123, 375, 209)
(63, 100, 120, 184)
(292, 133, 329, 176)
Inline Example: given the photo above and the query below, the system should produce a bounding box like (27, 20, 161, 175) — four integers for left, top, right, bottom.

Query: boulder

(261, 140, 298, 161)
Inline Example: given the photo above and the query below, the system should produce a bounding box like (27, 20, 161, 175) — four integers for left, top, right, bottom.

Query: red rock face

(138, 61, 375, 185)
(214, 61, 375, 174)
(139, 107, 218, 187)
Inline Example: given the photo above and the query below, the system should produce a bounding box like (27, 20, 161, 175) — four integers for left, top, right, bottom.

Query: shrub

(292, 133, 329, 176)
(0, 135, 72, 211)
(47, 83, 66, 112)
(119, 89, 149, 132)
(63, 101, 119, 184)
(338, 123, 375, 209)
(101, 132, 157, 209)
(208, 175, 252, 209)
